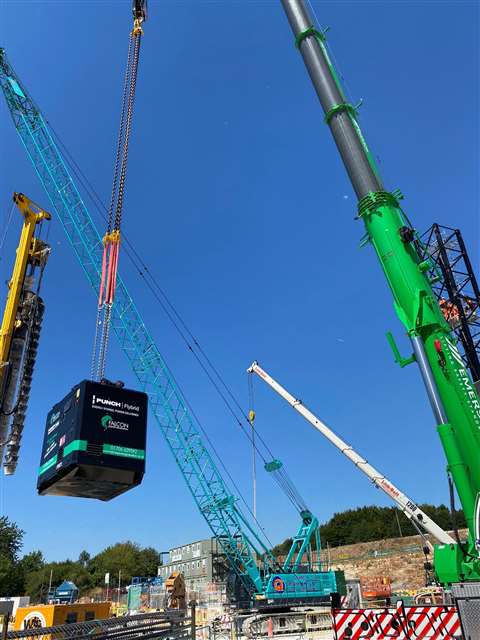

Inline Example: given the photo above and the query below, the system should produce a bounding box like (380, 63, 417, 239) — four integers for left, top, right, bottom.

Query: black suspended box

(37, 380, 148, 501)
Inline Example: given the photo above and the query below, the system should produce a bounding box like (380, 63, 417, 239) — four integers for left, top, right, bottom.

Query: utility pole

(117, 570, 122, 607)
(48, 569, 53, 601)
(251, 420, 257, 520)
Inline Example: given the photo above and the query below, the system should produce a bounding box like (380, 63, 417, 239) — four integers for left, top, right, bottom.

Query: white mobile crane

(247, 361, 455, 547)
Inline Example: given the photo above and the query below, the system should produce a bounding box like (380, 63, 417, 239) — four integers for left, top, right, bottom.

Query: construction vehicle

(0, 5, 345, 611)
(0, 192, 50, 475)
(277, 0, 480, 596)
(164, 573, 186, 610)
(359, 576, 392, 603)
(248, 361, 455, 548)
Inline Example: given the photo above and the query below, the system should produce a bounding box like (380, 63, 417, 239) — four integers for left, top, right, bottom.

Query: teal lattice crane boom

(0, 47, 344, 605)
(0, 46, 269, 598)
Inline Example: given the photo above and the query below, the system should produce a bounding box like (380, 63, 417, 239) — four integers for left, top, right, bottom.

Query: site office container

(14, 602, 111, 631)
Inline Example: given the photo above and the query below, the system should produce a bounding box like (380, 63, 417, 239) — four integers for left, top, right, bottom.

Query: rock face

(322, 530, 468, 592)
(278, 529, 468, 593)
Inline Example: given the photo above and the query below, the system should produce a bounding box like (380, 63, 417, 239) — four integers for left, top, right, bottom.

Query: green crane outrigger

(279, 0, 480, 586)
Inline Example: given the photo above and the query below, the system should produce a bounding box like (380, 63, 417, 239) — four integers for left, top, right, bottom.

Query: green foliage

(0, 516, 25, 596)
(319, 504, 466, 547)
(25, 560, 93, 602)
(271, 538, 293, 557)
(0, 516, 162, 601)
(272, 504, 466, 554)
(19, 551, 44, 576)
(78, 551, 91, 568)
(0, 516, 24, 563)
(90, 542, 161, 587)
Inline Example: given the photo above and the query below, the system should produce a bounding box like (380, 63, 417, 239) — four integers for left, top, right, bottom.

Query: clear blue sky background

(0, 0, 478, 563)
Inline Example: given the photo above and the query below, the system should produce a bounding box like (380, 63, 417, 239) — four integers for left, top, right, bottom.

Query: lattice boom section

(0, 51, 259, 596)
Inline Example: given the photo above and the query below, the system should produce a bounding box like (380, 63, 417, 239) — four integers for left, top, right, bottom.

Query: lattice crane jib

(0, 47, 264, 597)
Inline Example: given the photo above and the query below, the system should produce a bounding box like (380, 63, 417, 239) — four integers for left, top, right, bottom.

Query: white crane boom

(247, 361, 455, 546)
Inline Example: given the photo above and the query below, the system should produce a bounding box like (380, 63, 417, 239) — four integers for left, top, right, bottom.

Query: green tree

(0, 516, 23, 562)
(0, 516, 24, 596)
(78, 551, 91, 568)
(25, 560, 93, 601)
(271, 503, 466, 551)
(20, 551, 44, 575)
(272, 538, 293, 557)
(90, 542, 161, 587)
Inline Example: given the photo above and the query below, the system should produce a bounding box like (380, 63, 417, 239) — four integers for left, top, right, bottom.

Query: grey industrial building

(158, 538, 229, 596)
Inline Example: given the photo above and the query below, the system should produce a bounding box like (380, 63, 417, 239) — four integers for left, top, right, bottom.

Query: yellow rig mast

(0, 192, 50, 474)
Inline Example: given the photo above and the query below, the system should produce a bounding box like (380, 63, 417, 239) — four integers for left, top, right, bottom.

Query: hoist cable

(0, 202, 15, 261)
(93, 22, 143, 380)
(114, 33, 141, 232)
(47, 121, 309, 515)
(108, 32, 133, 234)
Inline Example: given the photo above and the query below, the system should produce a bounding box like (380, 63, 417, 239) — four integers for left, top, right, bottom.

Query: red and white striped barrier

(332, 600, 461, 639)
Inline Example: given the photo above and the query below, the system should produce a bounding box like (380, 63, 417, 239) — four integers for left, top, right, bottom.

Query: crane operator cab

(37, 379, 147, 501)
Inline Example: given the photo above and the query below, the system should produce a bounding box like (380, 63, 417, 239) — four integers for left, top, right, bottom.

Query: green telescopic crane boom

(279, 0, 480, 585)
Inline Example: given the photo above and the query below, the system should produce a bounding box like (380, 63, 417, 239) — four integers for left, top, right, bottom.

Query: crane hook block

(132, 0, 148, 23)
(37, 380, 148, 501)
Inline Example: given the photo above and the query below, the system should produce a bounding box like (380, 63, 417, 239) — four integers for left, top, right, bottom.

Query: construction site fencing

(332, 601, 461, 640)
(4, 610, 195, 640)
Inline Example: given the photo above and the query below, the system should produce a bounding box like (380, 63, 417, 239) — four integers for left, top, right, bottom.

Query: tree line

(1, 503, 466, 599)
(0, 516, 161, 600)
(271, 503, 466, 555)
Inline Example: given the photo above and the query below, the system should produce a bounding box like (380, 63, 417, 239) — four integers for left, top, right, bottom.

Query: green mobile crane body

(360, 190, 480, 582)
(280, 0, 480, 585)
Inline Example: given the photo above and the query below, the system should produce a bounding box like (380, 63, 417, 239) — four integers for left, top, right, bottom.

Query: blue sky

(0, 0, 478, 563)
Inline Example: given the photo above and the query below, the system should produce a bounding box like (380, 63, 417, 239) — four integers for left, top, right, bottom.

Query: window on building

(66, 613, 78, 624)
(202, 559, 206, 568)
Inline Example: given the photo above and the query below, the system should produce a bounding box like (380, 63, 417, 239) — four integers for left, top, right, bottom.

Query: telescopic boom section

(280, 0, 480, 583)
(248, 362, 455, 546)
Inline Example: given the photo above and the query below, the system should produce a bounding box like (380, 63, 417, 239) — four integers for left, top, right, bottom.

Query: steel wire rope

(46, 124, 309, 515)
(0, 201, 15, 260)
(96, 28, 142, 381)
(91, 31, 134, 379)
(34, 122, 285, 553)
